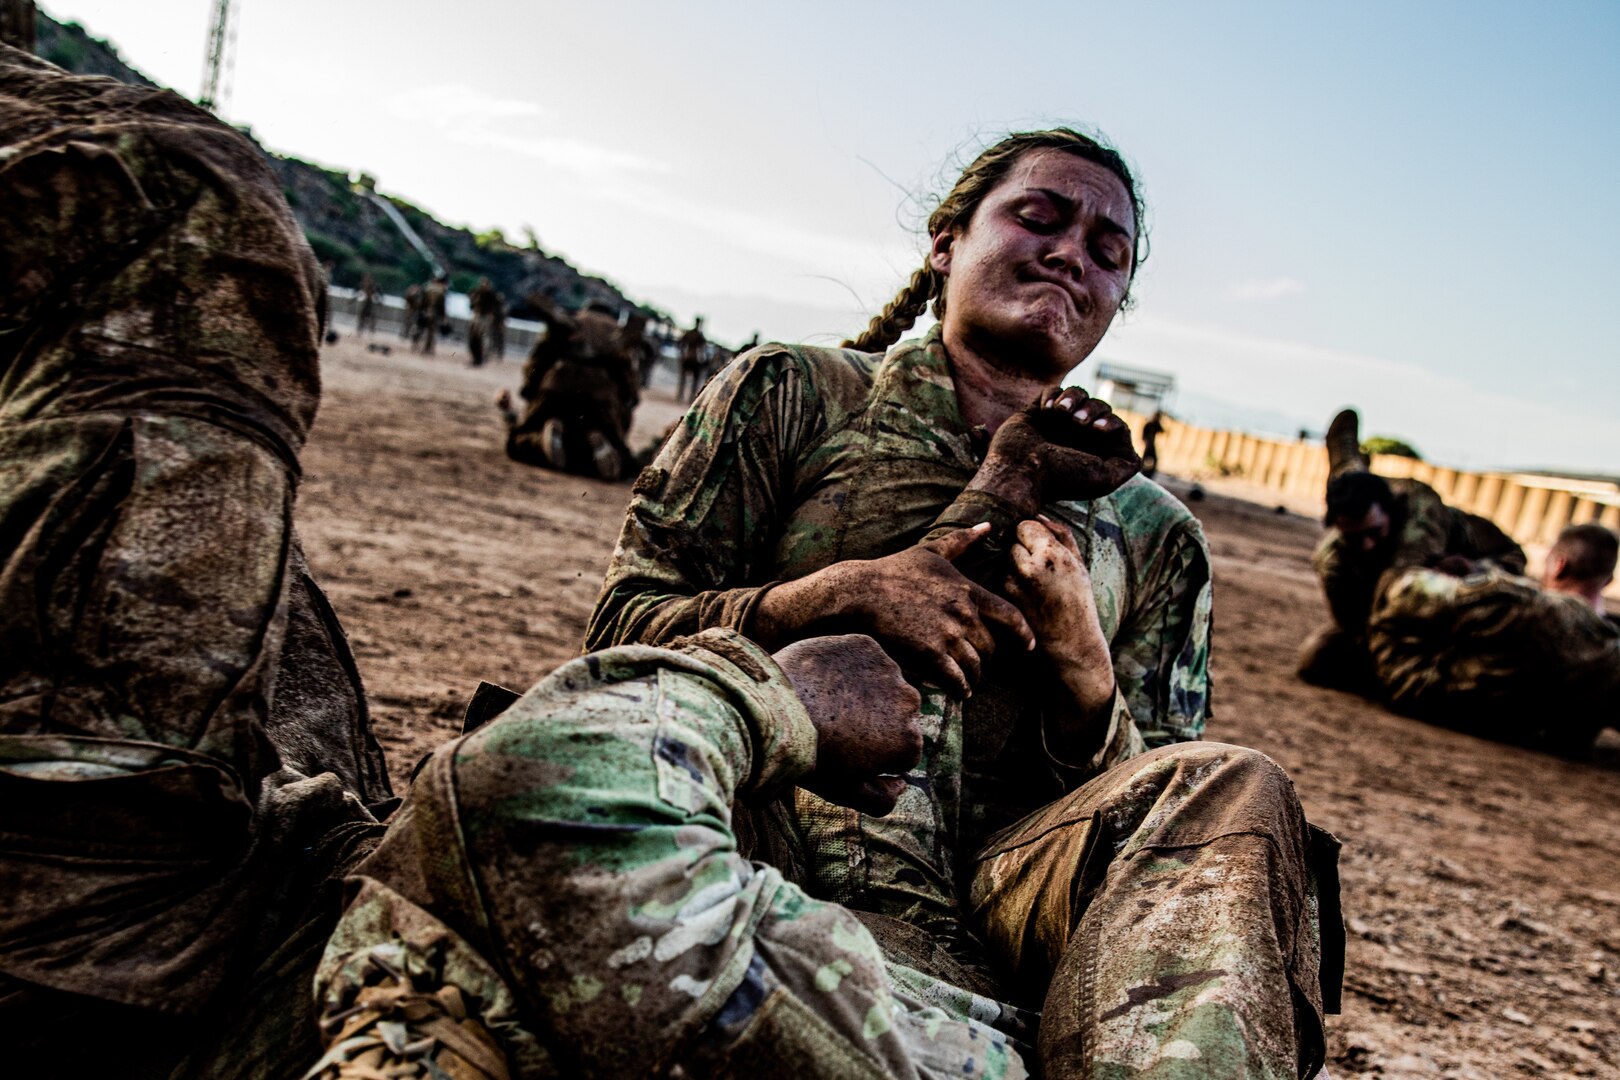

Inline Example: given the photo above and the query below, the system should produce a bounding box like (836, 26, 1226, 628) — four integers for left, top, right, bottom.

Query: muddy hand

(773, 634, 924, 816)
(985, 387, 1142, 504)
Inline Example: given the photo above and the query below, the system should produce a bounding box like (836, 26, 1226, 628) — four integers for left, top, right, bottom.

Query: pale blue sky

(40, 1, 1620, 473)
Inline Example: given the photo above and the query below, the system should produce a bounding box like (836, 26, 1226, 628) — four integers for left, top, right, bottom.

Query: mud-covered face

(930, 151, 1136, 380)
(1333, 503, 1392, 557)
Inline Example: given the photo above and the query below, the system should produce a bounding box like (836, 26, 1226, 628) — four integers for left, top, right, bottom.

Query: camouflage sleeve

(1389, 481, 1451, 570)
(1111, 521, 1212, 748)
(585, 348, 829, 651)
(315, 629, 1026, 1077)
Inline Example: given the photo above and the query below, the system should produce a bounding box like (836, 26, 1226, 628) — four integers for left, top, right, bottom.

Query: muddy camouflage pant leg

(1367, 567, 1620, 749)
(970, 743, 1339, 1079)
(316, 638, 1027, 1078)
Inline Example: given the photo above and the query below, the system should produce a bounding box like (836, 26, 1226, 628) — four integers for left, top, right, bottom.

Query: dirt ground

(297, 334, 1620, 1079)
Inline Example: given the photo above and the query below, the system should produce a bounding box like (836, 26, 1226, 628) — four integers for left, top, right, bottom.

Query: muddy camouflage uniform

(1300, 477, 1525, 688)
(1366, 566, 1620, 751)
(572, 331, 1339, 1076)
(316, 630, 1334, 1078)
(0, 45, 390, 1072)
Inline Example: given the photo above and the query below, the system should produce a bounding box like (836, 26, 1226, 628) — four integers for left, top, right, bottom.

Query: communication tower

(198, 0, 235, 112)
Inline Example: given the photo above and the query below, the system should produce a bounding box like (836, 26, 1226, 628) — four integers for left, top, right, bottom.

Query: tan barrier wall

(1117, 409, 1620, 550)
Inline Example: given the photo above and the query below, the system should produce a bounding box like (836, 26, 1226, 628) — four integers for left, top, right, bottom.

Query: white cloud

(387, 84, 544, 125)
(381, 84, 668, 180)
(1226, 277, 1306, 302)
(465, 129, 669, 177)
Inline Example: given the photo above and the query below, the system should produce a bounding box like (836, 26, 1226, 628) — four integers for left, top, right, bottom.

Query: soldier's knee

(1145, 741, 1299, 812)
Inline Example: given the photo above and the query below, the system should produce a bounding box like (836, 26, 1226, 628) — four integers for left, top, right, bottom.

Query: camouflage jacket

(586, 328, 1213, 957)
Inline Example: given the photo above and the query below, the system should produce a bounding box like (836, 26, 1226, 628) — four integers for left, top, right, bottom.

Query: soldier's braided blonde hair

(843, 128, 1147, 353)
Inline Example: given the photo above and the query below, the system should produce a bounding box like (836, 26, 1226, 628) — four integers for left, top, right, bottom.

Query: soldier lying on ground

(497, 299, 640, 480)
(585, 128, 1342, 1078)
(1365, 522, 1620, 755)
(0, 42, 392, 1075)
(1297, 408, 1526, 692)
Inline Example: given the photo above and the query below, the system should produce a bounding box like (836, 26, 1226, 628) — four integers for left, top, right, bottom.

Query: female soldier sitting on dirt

(582, 128, 1343, 1077)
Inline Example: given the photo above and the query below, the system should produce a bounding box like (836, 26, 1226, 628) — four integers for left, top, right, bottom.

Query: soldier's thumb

(926, 522, 992, 563)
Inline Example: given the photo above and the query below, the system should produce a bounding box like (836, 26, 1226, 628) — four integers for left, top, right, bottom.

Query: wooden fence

(1118, 410, 1620, 550)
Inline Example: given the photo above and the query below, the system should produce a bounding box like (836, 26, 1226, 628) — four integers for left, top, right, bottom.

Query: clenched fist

(773, 634, 924, 816)
(977, 387, 1142, 514)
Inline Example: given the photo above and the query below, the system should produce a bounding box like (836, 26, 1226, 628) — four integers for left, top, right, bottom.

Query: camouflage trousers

(1367, 567, 1620, 750)
(314, 633, 1338, 1078)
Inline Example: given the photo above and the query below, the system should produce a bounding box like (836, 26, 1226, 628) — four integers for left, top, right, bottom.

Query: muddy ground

(297, 334, 1620, 1079)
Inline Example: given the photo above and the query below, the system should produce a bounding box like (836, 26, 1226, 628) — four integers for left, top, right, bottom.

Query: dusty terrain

(298, 334, 1620, 1079)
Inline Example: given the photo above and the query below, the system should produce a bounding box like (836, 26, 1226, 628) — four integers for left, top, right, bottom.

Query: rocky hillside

(31, 11, 656, 321)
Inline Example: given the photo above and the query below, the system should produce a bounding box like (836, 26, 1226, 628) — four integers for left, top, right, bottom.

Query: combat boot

(586, 430, 623, 482)
(306, 953, 509, 1080)
(1325, 409, 1368, 477)
(539, 418, 569, 472)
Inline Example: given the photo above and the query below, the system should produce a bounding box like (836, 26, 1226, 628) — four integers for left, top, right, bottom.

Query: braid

(842, 263, 936, 352)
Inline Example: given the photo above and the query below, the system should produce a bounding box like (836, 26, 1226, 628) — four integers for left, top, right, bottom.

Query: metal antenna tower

(198, 0, 234, 111)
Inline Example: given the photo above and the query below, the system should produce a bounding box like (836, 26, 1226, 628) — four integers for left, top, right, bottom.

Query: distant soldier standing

(1140, 409, 1164, 478)
(466, 275, 500, 367)
(677, 315, 708, 401)
(490, 289, 508, 360)
(355, 272, 379, 337)
(419, 273, 448, 355)
(401, 282, 423, 342)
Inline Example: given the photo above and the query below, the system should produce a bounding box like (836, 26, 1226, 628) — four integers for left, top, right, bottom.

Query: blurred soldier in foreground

(677, 315, 708, 401)
(0, 41, 392, 1074)
(1297, 407, 1525, 691)
(419, 272, 449, 355)
(467, 275, 500, 367)
(497, 299, 639, 480)
(1366, 522, 1619, 754)
(355, 272, 380, 337)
